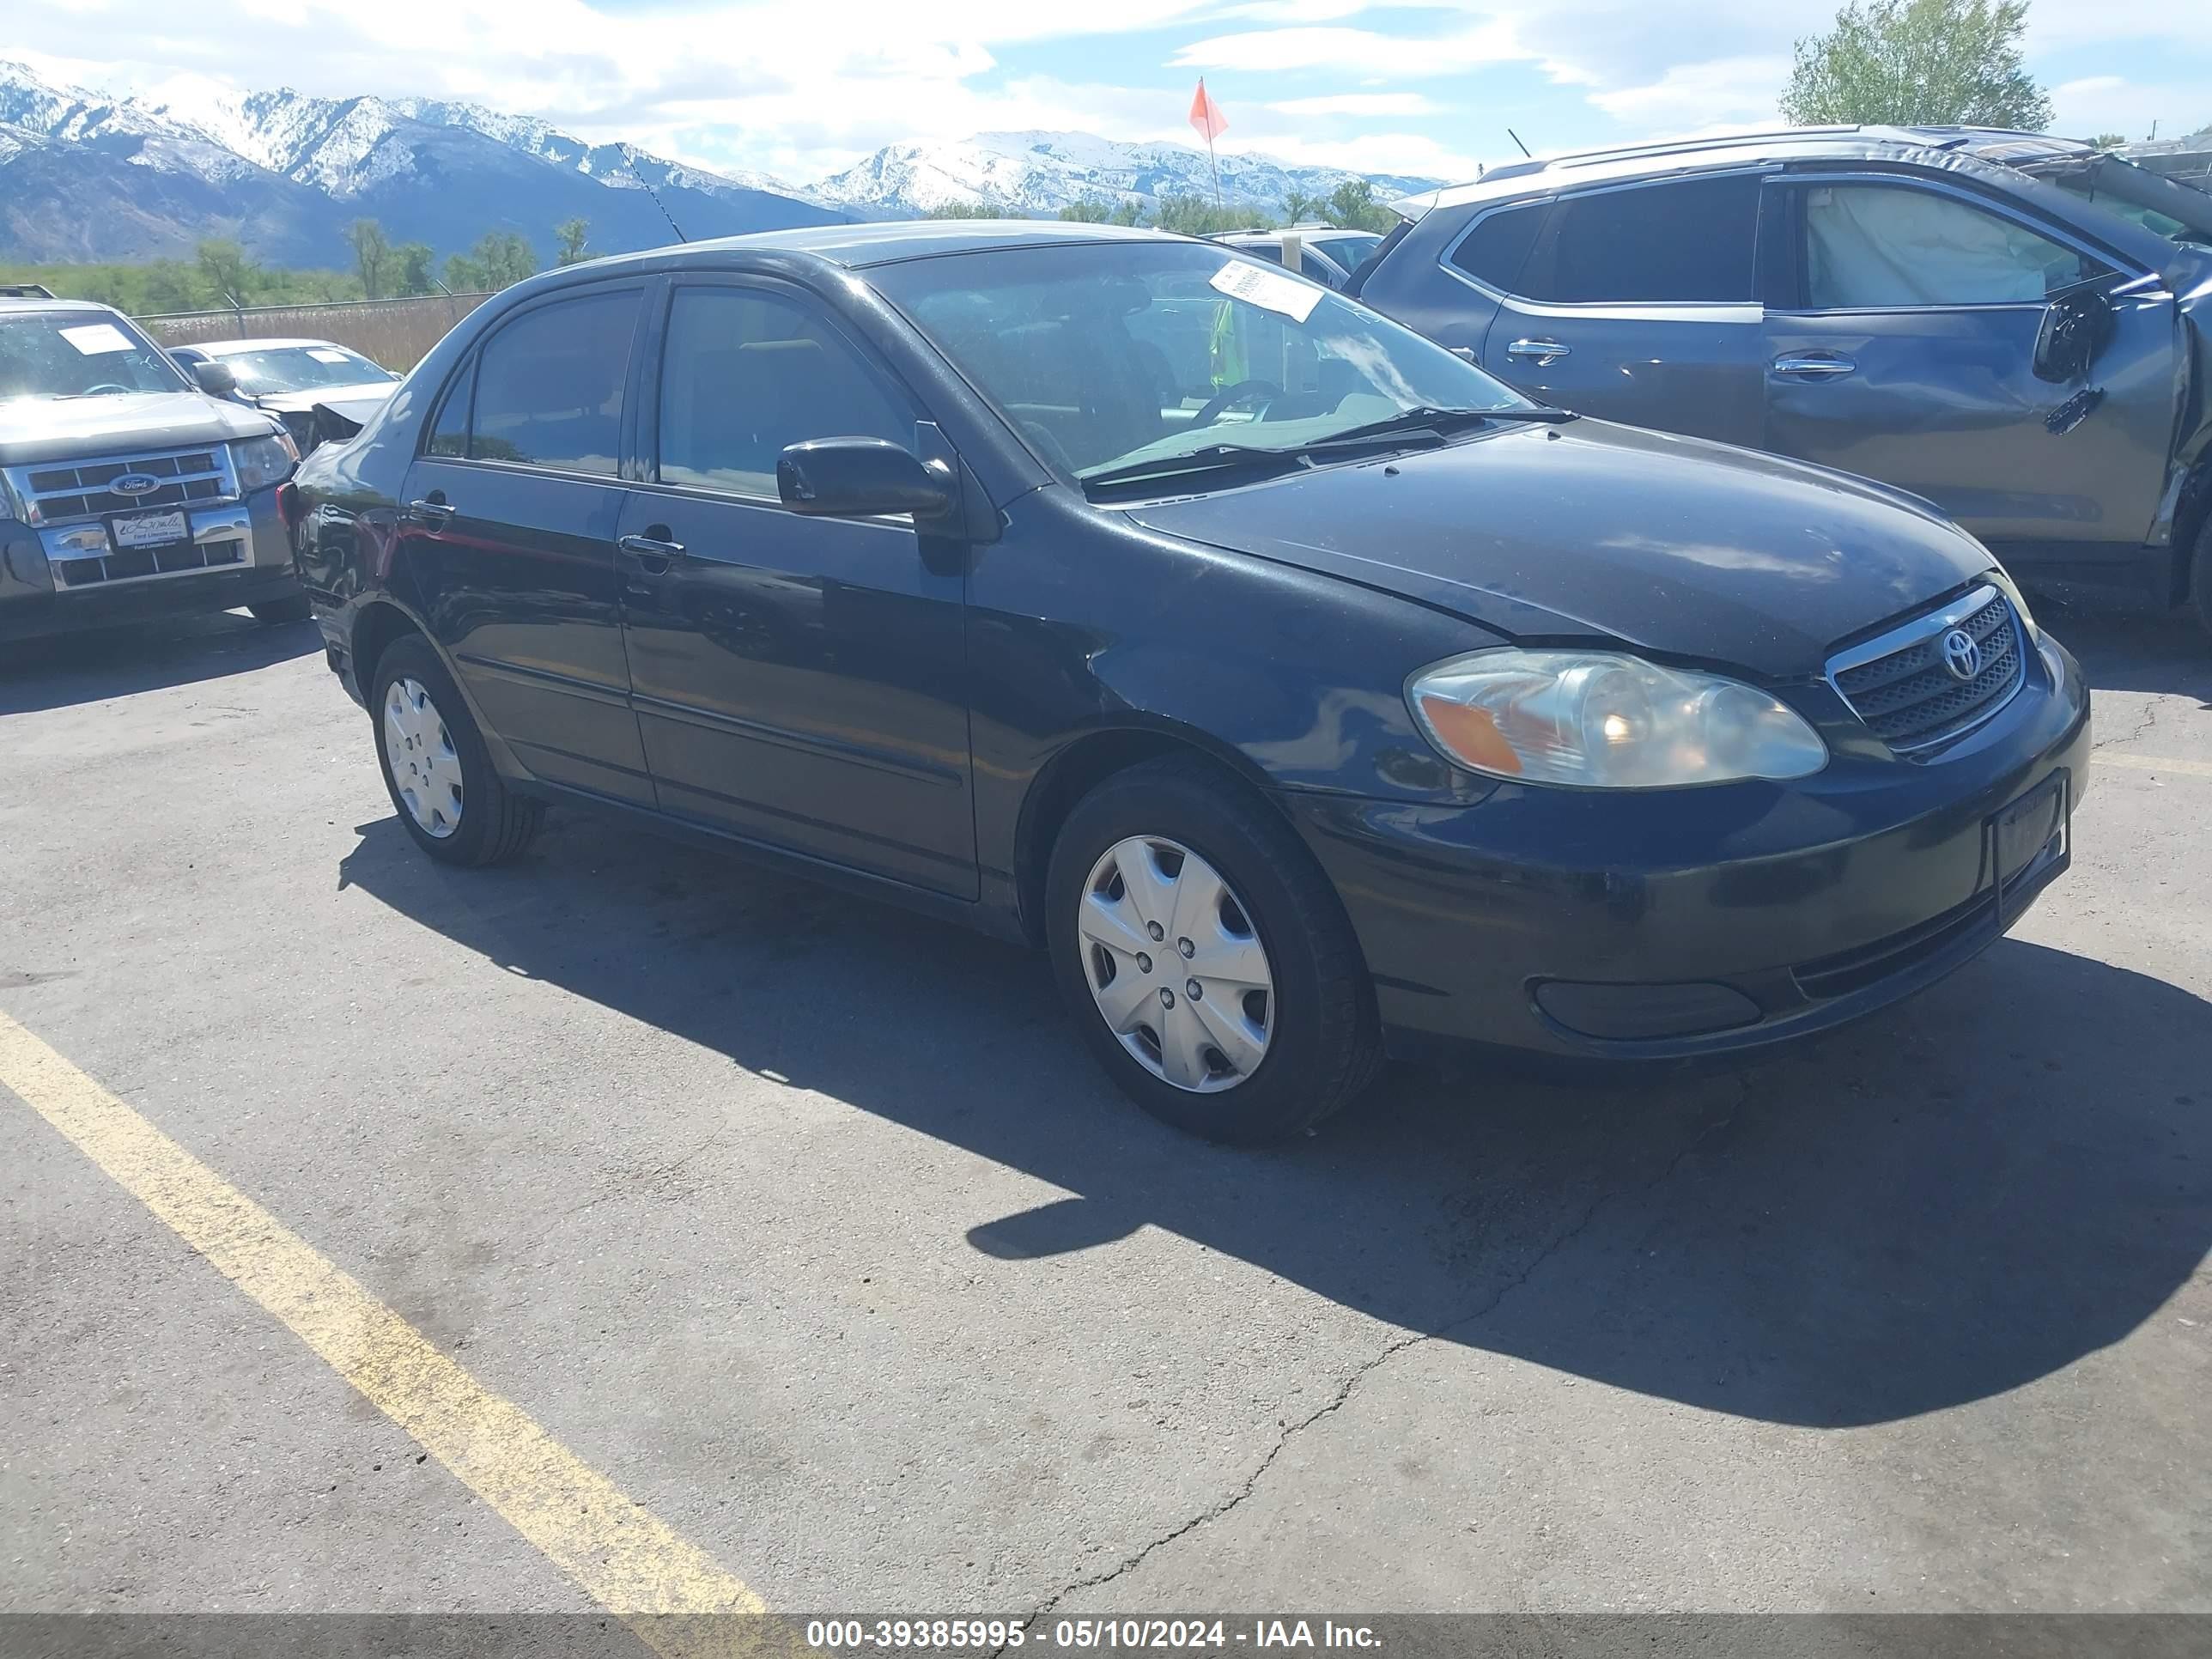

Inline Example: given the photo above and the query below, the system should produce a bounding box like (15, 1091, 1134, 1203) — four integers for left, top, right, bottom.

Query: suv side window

(1449, 203, 1547, 291)
(467, 289, 640, 474)
(1518, 175, 1760, 304)
(1801, 183, 2111, 308)
(657, 287, 916, 496)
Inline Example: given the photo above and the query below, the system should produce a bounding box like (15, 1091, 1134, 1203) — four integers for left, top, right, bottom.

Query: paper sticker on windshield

(59, 323, 137, 356)
(1208, 259, 1322, 323)
(307, 347, 351, 363)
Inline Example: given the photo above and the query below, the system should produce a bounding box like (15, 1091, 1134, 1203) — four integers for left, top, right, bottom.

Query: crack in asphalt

(2092, 696, 2160, 752)
(1006, 1085, 1747, 1634)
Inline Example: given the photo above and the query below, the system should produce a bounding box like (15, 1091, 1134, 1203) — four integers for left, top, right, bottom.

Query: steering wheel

(1193, 378, 1285, 428)
(82, 383, 131, 396)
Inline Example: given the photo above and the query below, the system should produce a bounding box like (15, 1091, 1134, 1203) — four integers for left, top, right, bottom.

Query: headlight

(1407, 648, 1828, 788)
(231, 430, 298, 492)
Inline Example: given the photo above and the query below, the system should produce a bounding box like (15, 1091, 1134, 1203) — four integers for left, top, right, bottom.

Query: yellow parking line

(2098, 751, 2212, 780)
(0, 1008, 765, 1652)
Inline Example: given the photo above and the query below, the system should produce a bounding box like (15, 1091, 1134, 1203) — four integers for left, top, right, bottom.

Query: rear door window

(1799, 183, 2111, 307)
(1449, 203, 1548, 292)
(656, 287, 916, 496)
(1518, 175, 1761, 304)
(467, 289, 641, 474)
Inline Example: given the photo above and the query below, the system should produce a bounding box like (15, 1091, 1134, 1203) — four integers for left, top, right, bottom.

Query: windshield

(217, 343, 392, 394)
(0, 311, 190, 400)
(2040, 157, 2212, 252)
(871, 240, 1532, 488)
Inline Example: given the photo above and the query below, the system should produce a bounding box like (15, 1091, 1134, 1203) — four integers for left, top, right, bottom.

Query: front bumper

(0, 488, 300, 642)
(1285, 635, 2092, 1064)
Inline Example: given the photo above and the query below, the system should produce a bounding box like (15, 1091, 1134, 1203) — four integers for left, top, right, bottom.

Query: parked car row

(0, 288, 401, 641)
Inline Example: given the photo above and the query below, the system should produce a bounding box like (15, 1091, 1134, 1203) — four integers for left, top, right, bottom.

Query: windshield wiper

(1301, 404, 1575, 453)
(1079, 443, 1310, 492)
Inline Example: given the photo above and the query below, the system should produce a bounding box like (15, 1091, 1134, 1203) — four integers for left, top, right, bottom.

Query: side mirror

(777, 437, 953, 520)
(2033, 287, 2114, 384)
(191, 360, 238, 397)
(1449, 346, 1480, 367)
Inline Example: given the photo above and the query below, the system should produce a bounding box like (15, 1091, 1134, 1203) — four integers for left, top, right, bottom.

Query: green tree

(555, 217, 592, 265)
(1281, 189, 1326, 224)
(443, 252, 488, 293)
(143, 259, 205, 313)
(194, 239, 254, 304)
(392, 242, 435, 295)
(2089, 131, 2127, 148)
(1780, 0, 2054, 129)
(1059, 198, 1114, 222)
(921, 200, 1020, 219)
(1322, 179, 1396, 232)
(348, 218, 392, 299)
(1153, 195, 1267, 236)
(470, 230, 538, 288)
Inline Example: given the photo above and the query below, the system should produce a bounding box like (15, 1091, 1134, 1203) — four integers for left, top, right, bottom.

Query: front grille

(53, 538, 245, 587)
(10, 446, 236, 527)
(1830, 586, 2025, 754)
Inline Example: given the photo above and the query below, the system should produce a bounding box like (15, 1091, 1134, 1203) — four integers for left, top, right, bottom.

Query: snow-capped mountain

(0, 59, 1440, 270)
(0, 59, 838, 266)
(810, 130, 1442, 220)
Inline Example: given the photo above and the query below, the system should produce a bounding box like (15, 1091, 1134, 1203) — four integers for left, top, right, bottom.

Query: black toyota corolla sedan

(289, 222, 2089, 1144)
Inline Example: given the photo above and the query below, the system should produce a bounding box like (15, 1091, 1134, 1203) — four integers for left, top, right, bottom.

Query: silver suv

(1, 289, 307, 642)
(1352, 127, 2212, 635)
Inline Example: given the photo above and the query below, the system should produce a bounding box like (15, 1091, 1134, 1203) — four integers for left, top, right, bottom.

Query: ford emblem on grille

(1940, 628, 1982, 682)
(111, 473, 161, 497)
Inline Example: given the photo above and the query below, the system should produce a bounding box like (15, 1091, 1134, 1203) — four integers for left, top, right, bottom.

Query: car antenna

(1506, 128, 1532, 158)
(626, 159, 689, 243)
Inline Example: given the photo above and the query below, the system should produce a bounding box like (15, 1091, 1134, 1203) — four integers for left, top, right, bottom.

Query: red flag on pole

(1188, 78, 1229, 143)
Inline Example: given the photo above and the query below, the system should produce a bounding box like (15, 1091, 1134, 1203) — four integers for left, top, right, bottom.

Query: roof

(187, 337, 361, 356)
(605, 218, 1176, 271)
(1409, 125, 2100, 216)
(0, 295, 123, 317)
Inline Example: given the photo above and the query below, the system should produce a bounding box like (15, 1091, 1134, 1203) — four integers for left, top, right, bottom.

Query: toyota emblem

(1940, 628, 1982, 682)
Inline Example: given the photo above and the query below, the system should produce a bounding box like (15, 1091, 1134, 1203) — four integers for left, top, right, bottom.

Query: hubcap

(1076, 836, 1273, 1093)
(382, 677, 464, 839)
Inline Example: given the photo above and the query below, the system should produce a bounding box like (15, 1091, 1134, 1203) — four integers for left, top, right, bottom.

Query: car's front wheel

(369, 633, 541, 866)
(1045, 755, 1380, 1144)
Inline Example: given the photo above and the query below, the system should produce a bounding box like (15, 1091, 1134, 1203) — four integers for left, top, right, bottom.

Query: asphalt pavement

(2, 600, 2207, 1630)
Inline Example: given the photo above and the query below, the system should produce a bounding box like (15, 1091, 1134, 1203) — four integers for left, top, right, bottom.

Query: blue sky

(16, 0, 2211, 185)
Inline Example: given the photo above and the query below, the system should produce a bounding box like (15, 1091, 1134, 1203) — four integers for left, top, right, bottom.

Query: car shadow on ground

(337, 808, 2211, 1431)
(2040, 602, 2212, 704)
(0, 611, 320, 716)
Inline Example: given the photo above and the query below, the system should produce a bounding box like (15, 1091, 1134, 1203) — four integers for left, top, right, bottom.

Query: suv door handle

(404, 497, 454, 527)
(1506, 338, 1570, 363)
(1771, 353, 1857, 379)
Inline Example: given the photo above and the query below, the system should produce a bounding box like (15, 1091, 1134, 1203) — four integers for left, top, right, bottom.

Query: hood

(252, 381, 398, 416)
(1125, 419, 1995, 679)
(0, 391, 281, 469)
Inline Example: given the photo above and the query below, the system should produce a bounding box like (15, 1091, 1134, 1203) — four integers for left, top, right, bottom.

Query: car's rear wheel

(369, 633, 540, 866)
(248, 594, 313, 624)
(1045, 754, 1380, 1144)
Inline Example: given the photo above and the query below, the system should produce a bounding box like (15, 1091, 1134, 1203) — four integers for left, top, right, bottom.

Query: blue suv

(1352, 127, 2212, 635)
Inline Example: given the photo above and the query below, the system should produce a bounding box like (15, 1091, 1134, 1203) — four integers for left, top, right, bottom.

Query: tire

(2190, 514, 2212, 643)
(1045, 753, 1381, 1145)
(248, 593, 313, 624)
(368, 632, 541, 866)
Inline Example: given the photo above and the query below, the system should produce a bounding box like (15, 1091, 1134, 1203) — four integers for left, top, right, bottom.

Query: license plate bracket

(1992, 770, 2069, 917)
(109, 509, 189, 551)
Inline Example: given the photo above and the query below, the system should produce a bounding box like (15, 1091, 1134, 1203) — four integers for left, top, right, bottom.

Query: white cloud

(1585, 54, 1792, 133)
(1170, 20, 1534, 78)
(1267, 92, 1439, 116)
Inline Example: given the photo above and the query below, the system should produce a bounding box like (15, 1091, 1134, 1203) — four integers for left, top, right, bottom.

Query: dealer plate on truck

(111, 511, 187, 550)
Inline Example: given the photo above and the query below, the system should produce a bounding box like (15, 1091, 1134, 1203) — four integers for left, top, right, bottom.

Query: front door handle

(404, 496, 454, 528)
(1506, 338, 1570, 364)
(1771, 353, 1857, 379)
(618, 530, 686, 571)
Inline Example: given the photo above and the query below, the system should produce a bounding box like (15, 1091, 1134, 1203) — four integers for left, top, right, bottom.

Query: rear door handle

(404, 497, 454, 527)
(1506, 338, 1570, 363)
(1771, 353, 1857, 379)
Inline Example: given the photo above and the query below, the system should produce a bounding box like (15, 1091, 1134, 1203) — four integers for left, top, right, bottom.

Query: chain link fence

(137, 291, 497, 371)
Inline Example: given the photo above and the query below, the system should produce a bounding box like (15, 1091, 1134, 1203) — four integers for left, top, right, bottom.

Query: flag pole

(1209, 130, 1220, 208)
